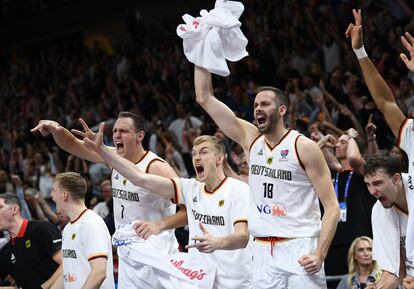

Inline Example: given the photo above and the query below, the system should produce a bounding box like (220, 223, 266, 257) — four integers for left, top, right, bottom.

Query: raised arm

(297, 137, 339, 274)
(31, 119, 105, 163)
(84, 123, 175, 200)
(345, 9, 405, 137)
(194, 66, 259, 151)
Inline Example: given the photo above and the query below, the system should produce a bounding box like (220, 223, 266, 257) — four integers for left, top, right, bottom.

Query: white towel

(113, 222, 216, 289)
(177, 0, 248, 77)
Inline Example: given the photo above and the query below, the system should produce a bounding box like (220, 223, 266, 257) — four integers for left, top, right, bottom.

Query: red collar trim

(11, 219, 28, 245)
(71, 209, 89, 224)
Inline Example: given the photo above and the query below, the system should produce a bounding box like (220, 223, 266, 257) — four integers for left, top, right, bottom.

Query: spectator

(336, 236, 382, 289)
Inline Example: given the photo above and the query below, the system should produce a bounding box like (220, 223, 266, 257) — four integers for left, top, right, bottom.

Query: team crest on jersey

(193, 196, 197, 203)
(218, 199, 224, 207)
(258, 149, 263, 155)
(115, 173, 119, 180)
(267, 157, 273, 165)
(25, 240, 31, 248)
(72, 233, 76, 240)
(123, 178, 127, 186)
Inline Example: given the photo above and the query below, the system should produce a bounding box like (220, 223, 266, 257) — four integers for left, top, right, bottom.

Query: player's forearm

(81, 268, 106, 289)
(219, 227, 249, 250)
(194, 66, 213, 106)
(376, 271, 401, 289)
(358, 58, 395, 110)
(157, 206, 188, 230)
(346, 138, 364, 170)
(99, 146, 174, 199)
(42, 264, 63, 289)
(315, 203, 339, 260)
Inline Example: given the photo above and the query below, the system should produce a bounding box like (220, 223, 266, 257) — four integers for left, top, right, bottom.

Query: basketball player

(193, 66, 339, 288)
(52, 172, 114, 289)
(83, 125, 252, 289)
(31, 112, 187, 288)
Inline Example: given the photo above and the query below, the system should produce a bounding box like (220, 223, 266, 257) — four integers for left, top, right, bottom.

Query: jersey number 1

(263, 183, 274, 198)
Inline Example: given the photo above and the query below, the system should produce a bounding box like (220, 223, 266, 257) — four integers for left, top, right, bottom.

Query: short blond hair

(55, 172, 87, 200)
(193, 135, 225, 155)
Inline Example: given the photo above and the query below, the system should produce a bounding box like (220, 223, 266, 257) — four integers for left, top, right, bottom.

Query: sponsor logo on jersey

(11, 253, 15, 263)
(115, 173, 119, 180)
(63, 273, 76, 283)
(280, 149, 289, 161)
(123, 178, 127, 186)
(71, 233, 76, 240)
(170, 258, 207, 281)
(192, 209, 225, 226)
(257, 204, 287, 217)
(250, 165, 292, 180)
(409, 175, 414, 190)
(25, 240, 31, 248)
(63, 249, 77, 259)
(193, 196, 197, 203)
(218, 199, 224, 207)
(112, 188, 140, 202)
(258, 149, 263, 155)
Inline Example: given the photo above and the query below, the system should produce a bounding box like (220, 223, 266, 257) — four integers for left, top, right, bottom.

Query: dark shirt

(0, 220, 62, 289)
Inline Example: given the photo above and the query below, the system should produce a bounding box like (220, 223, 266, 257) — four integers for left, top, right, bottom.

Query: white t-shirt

(372, 174, 414, 277)
(248, 130, 321, 238)
(398, 118, 414, 262)
(62, 209, 114, 289)
(172, 177, 252, 289)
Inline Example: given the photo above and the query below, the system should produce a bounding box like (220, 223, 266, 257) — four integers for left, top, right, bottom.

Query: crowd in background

(0, 0, 414, 286)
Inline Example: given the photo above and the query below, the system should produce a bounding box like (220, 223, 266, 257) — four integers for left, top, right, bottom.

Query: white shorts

(253, 237, 326, 289)
(117, 247, 162, 289)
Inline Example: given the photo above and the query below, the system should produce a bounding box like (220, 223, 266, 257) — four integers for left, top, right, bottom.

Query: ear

(11, 204, 20, 215)
(136, 131, 145, 143)
(216, 154, 225, 166)
(392, 173, 401, 184)
(62, 191, 69, 201)
(279, 104, 287, 117)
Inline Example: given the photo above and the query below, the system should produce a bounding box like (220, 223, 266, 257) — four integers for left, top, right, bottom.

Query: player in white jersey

(363, 153, 414, 288)
(32, 112, 187, 288)
(51, 172, 114, 289)
(193, 66, 339, 288)
(346, 10, 414, 288)
(83, 130, 252, 289)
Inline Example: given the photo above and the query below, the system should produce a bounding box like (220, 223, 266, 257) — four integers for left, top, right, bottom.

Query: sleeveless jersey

(111, 151, 176, 229)
(248, 130, 321, 238)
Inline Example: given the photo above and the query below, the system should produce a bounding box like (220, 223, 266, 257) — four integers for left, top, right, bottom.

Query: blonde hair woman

(336, 236, 382, 289)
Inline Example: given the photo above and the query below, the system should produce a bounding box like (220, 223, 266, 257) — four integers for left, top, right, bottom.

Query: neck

(359, 263, 372, 276)
(9, 217, 24, 239)
(263, 123, 288, 146)
(65, 202, 88, 222)
(395, 179, 408, 213)
(205, 169, 226, 192)
(128, 146, 145, 164)
(339, 158, 351, 170)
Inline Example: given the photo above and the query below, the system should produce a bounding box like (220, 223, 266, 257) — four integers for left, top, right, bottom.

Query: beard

(258, 110, 278, 134)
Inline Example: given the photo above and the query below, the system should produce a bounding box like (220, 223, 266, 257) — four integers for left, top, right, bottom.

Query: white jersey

(111, 150, 176, 227)
(248, 130, 321, 238)
(398, 118, 414, 262)
(372, 174, 414, 277)
(62, 209, 114, 289)
(172, 177, 253, 289)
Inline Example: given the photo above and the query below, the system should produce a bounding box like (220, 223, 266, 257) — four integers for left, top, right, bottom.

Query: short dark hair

(256, 86, 288, 107)
(363, 151, 401, 177)
(0, 192, 22, 213)
(55, 172, 87, 200)
(117, 111, 144, 132)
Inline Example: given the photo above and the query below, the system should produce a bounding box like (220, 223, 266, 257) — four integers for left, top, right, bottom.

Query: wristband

(353, 46, 368, 60)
